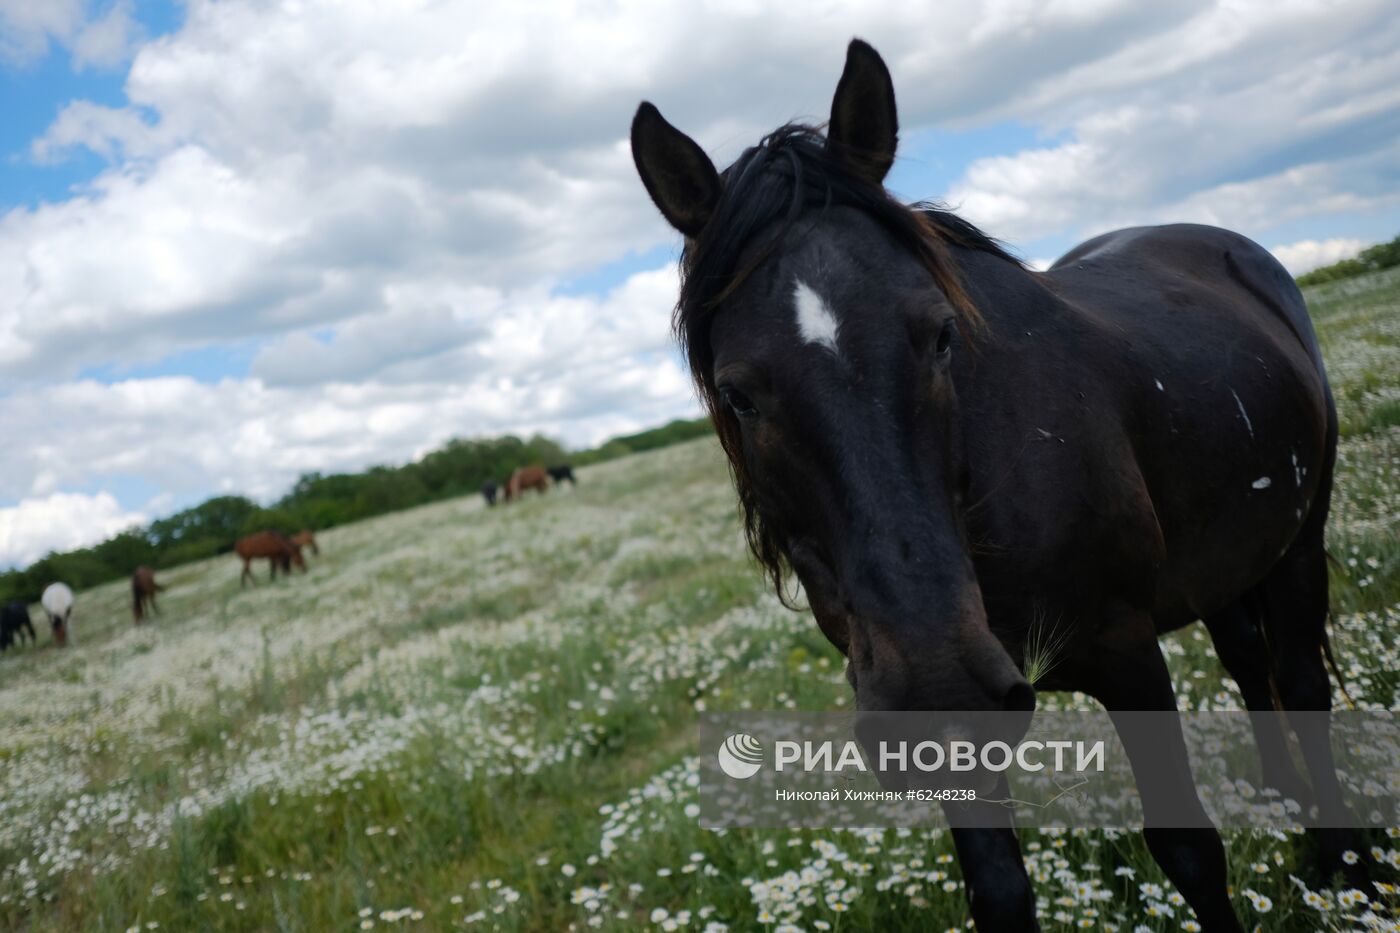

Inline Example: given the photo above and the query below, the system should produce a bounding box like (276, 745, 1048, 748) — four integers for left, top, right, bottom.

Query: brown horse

(131, 566, 163, 623)
(290, 529, 320, 556)
(506, 465, 549, 501)
(234, 531, 306, 587)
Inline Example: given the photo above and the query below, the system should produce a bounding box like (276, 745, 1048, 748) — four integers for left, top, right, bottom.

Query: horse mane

(675, 122, 1019, 602)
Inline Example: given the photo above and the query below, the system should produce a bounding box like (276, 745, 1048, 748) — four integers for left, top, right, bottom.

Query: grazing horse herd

(2, 464, 572, 655)
(481, 462, 576, 507)
(0, 528, 323, 653)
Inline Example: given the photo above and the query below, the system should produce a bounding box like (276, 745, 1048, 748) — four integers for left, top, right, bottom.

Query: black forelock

(675, 123, 1016, 377)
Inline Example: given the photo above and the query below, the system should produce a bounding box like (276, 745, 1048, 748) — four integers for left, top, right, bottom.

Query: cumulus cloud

(0, 264, 696, 509)
(1270, 237, 1370, 276)
(8, 2, 1394, 377)
(945, 0, 1400, 244)
(7, 2, 1395, 380)
(0, 492, 146, 567)
(12, 0, 1337, 383)
(0, 363, 696, 510)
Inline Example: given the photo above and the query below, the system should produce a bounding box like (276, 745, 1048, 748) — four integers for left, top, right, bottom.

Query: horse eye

(720, 386, 758, 419)
(935, 322, 954, 356)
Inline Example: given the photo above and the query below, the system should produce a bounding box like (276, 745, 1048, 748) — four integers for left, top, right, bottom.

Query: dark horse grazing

(132, 565, 164, 623)
(506, 465, 549, 501)
(481, 480, 499, 507)
(633, 39, 1358, 931)
(234, 531, 306, 587)
(1, 601, 36, 652)
(547, 464, 576, 486)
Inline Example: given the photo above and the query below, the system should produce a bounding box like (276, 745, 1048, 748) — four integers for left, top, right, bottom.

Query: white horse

(40, 582, 74, 647)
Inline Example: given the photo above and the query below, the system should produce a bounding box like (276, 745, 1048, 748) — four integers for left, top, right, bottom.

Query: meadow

(1, 269, 1398, 932)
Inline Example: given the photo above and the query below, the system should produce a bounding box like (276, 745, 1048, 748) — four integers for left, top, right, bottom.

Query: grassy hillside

(1, 270, 1398, 931)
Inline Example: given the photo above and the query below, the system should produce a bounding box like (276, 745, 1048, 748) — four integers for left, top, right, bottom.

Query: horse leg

(23, 617, 35, 645)
(947, 776, 1039, 931)
(1256, 535, 1368, 887)
(242, 558, 254, 587)
(1203, 601, 1311, 806)
(1093, 607, 1242, 933)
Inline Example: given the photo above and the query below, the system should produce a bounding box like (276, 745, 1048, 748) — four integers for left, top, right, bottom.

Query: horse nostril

(1002, 680, 1036, 712)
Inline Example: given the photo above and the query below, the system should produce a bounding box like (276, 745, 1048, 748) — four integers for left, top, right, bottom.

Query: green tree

(1297, 233, 1400, 286)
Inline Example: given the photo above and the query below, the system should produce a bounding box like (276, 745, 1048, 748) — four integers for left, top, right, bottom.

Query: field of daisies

(2, 269, 1399, 932)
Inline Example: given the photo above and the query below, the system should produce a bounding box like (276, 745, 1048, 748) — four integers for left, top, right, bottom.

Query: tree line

(1295, 233, 1400, 286)
(0, 418, 711, 605)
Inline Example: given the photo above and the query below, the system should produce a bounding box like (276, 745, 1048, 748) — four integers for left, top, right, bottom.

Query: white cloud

(11, 1, 1395, 382)
(1270, 237, 1370, 276)
(0, 0, 84, 66)
(0, 0, 140, 69)
(0, 264, 698, 516)
(945, 0, 1400, 245)
(0, 492, 146, 567)
(29, 99, 169, 163)
(70, 0, 140, 70)
(7, 0, 1294, 384)
(0, 363, 698, 512)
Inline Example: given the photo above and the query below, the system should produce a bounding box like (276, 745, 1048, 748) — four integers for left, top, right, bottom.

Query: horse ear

(631, 102, 720, 238)
(827, 38, 898, 185)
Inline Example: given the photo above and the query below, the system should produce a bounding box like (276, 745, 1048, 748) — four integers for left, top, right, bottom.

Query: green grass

(1, 268, 1398, 931)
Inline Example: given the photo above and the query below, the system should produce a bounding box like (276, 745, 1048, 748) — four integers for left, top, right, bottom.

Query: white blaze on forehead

(793, 279, 840, 354)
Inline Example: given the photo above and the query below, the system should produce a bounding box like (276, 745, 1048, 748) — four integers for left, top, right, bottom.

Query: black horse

(546, 464, 576, 486)
(481, 480, 499, 507)
(633, 39, 1355, 932)
(1, 600, 36, 652)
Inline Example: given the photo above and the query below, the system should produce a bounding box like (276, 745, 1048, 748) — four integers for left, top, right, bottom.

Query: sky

(1, 0, 1398, 568)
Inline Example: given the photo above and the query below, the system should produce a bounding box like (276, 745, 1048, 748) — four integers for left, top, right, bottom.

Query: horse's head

(631, 40, 1032, 719)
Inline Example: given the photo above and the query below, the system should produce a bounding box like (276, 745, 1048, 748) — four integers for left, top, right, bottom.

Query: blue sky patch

(0, 0, 182, 209)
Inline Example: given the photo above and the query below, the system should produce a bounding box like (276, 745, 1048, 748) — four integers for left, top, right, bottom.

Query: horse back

(1052, 223, 1326, 376)
(967, 224, 1334, 627)
(235, 531, 288, 559)
(510, 464, 549, 494)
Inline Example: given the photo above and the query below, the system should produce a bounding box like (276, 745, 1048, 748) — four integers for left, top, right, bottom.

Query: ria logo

(717, 733, 764, 779)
